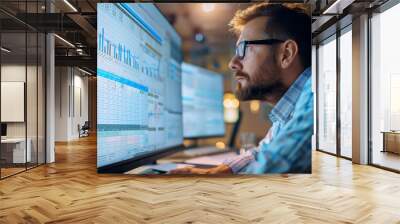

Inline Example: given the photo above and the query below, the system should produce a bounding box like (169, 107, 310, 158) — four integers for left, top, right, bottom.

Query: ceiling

(0, 0, 391, 74)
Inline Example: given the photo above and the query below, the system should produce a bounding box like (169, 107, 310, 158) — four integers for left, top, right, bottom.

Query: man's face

(229, 17, 284, 101)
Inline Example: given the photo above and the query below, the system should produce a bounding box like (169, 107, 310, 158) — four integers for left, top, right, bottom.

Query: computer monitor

(182, 63, 225, 139)
(1, 123, 7, 137)
(97, 3, 183, 173)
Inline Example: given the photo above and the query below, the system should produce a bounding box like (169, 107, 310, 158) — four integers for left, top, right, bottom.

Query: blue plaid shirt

(223, 67, 313, 174)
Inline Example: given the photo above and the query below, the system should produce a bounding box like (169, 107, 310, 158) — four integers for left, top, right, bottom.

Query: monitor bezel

(184, 133, 225, 140)
(97, 144, 185, 173)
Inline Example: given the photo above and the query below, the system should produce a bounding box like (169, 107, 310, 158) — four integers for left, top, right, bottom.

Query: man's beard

(234, 72, 285, 101)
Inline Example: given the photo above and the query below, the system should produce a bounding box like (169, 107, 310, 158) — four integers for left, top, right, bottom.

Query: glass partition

(339, 27, 352, 158)
(0, 1, 46, 179)
(1, 31, 28, 177)
(317, 35, 337, 154)
(370, 2, 400, 171)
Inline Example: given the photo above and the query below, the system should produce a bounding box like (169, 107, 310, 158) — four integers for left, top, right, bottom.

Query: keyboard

(182, 146, 233, 157)
(184, 152, 238, 166)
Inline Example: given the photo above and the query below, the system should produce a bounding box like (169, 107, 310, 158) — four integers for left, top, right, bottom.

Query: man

(170, 3, 313, 174)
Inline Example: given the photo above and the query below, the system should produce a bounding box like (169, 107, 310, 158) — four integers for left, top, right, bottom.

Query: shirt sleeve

(222, 148, 257, 173)
(222, 126, 275, 174)
(242, 81, 314, 174)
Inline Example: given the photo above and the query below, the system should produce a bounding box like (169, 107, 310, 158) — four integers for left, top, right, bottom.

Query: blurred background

(2, 0, 399, 178)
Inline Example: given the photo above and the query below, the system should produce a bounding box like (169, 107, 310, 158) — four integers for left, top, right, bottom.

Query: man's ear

(280, 40, 298, 69)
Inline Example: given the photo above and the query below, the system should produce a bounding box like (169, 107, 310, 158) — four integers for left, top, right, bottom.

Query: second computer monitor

(182, 63, 225, 139)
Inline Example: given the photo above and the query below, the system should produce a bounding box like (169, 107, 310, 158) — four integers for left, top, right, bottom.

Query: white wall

(71, 72, 89, 138)
(1, 65, 38, 138)
(55, 66, 69, 141)
(1, 65, 27, 140)
(55, 67, 89, 141)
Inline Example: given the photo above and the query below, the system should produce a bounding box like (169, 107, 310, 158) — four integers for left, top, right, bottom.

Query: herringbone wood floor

(1, 135, 400, 224)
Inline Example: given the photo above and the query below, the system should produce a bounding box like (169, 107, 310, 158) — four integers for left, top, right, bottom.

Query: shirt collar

(269, 67, 311, 124)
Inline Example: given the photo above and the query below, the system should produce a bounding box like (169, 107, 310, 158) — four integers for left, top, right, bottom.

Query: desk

(1, 138, 31, 164)
(125, 150, 239, 175)
(125, 163, 194, 175)
(381, 131, 400, 154)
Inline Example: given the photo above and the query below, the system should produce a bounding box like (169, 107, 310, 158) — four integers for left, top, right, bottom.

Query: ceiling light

(1, 47, 11, 53)
(54, 34, 75, 48)
(202, 3, 215, 13)
(63, 0, 78, 12)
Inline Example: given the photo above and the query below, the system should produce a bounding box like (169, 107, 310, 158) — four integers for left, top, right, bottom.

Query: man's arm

(243, 86, 313, 174)
(168, 163, 233, 174)
(167, 149, 256, 174)
(169, 117, 275, 174)
(221, 149, 257, 173)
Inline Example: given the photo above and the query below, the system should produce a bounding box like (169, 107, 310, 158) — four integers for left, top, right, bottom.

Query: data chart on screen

(97, 3, 183, 167)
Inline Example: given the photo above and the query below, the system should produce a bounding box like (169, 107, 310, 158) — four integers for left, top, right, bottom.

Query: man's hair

(229, 3, 311, 68)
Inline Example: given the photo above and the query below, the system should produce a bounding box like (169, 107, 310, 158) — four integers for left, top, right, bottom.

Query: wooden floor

(1, 167, 26, 178)
(0, 136, 400, 224)
(1, 163, 44, 178)
(372, 150, 400, 171)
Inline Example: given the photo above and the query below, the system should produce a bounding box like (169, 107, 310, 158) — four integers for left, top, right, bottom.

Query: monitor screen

(182, 63, 225, 138)
(97, 3, 183, 168)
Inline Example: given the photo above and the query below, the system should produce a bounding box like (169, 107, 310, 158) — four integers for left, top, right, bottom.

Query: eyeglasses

(235, 39, 285, 59)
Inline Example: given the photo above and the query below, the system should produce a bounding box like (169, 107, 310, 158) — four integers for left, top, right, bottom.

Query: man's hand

(169, 164, 233, 174)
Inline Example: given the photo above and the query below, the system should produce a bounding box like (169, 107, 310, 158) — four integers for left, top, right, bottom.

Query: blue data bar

(97, 68, 148, 92)
(119, 3, 163, 44)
